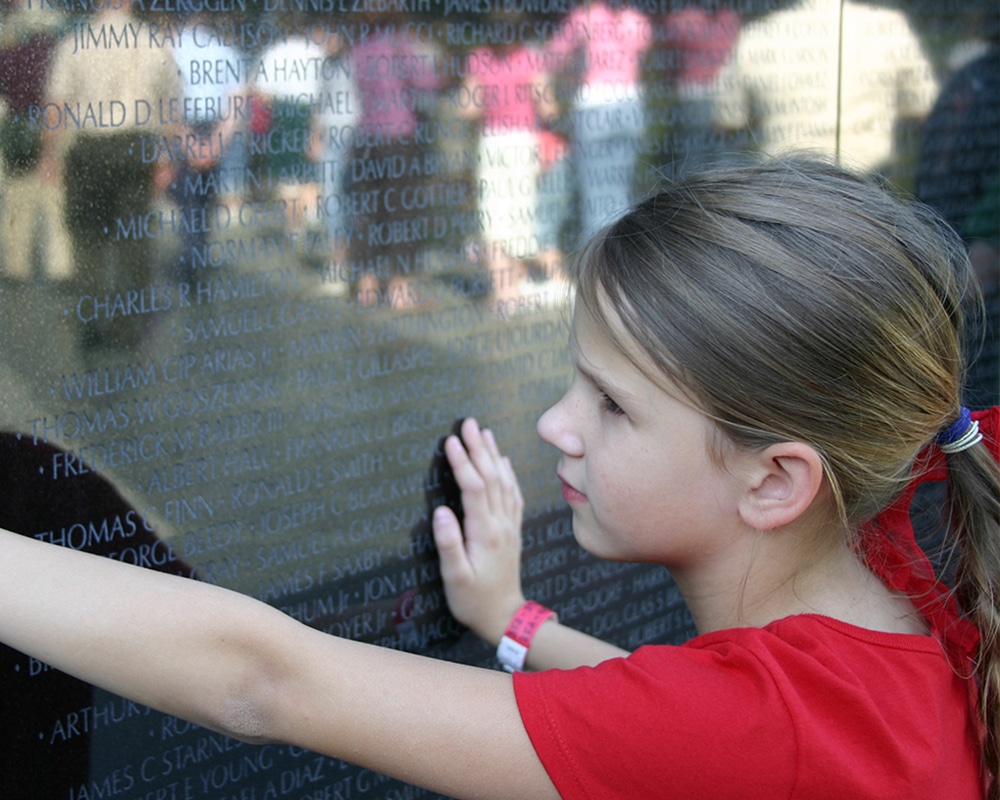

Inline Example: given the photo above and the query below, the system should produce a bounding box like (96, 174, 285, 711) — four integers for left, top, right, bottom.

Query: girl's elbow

(204, 620, 296, 745)
(213, 692, 278, 744)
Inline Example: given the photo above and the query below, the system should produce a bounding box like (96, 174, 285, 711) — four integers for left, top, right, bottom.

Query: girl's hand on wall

(432, 417, 527, 646)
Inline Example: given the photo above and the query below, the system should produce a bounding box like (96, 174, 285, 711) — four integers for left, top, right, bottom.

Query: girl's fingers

(483, 428, 515, 510)
(500, 455, 524, 525)
(442, 419, 523, 551)
(460, 419, 505, 512)
(431, 504, 472, 586)
(443, 433, 493, 539)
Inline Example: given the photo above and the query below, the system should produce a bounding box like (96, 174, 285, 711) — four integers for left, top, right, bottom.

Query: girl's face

(537, 302, 746, 567)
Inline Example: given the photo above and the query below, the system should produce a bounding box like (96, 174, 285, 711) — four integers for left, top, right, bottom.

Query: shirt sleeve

(513, 640, 798, 800)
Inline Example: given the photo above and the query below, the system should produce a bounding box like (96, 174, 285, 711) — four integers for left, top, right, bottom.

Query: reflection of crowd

(0, 1, 994, 344)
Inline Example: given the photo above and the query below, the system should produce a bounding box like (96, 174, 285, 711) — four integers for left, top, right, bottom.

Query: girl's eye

(601, 392, 625, 416)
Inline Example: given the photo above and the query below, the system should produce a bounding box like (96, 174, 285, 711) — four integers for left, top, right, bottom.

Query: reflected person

(545, 1, 652, 241)
(40, 0, 179, 352)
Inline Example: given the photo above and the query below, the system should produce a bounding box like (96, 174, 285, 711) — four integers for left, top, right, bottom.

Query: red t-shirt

(515, 408, 998, 799)
(515, 615, 980, 798)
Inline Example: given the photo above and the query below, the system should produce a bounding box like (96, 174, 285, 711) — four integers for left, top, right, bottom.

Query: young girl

(1, 157, 997, 798)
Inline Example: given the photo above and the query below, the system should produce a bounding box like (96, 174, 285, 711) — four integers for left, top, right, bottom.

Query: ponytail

(943, 429, 1000, 798)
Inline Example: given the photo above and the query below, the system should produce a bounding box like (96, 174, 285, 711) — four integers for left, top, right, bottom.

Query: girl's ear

(737, 442, 826, 531)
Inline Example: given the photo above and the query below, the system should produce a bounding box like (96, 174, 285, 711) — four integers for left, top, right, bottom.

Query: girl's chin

(568, 516, 619, 560)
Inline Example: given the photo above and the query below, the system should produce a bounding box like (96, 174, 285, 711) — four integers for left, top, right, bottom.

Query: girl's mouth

(558, 475, 587, 504)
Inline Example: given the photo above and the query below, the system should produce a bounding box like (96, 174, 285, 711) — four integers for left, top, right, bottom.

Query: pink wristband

(496, 601, 556, 672)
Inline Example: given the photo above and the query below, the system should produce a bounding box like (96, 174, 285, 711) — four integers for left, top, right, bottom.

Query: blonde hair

(573, 156, 1000, 794)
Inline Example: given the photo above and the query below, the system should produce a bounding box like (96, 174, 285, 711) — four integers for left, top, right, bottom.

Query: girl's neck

(675, 531, 929, 637)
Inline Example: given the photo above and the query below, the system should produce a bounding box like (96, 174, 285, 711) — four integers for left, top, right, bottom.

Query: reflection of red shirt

(546, 4, 650, 88)
(515, 408, 998, 800)
(352, 34, 440, 137)
(663, 8, 741, 85)
(467, 47, 541, 136)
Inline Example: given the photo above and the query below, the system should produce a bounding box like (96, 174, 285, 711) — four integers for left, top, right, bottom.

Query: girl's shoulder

(654, 612, 955, 683)
(686, 613, 953, 674)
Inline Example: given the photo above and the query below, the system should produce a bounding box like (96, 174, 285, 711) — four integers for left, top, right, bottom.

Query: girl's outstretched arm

(0, 528, 558, 800)
(432, 417, 629, 670)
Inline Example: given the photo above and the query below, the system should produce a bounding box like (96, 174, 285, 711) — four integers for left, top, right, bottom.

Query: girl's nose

(537, 391, 583, 458)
